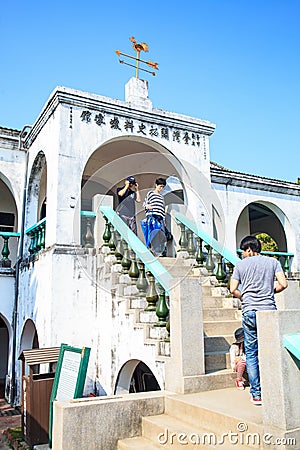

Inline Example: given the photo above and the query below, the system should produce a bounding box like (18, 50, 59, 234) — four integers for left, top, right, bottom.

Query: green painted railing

(237, 249, 294, 273)
(80, 211, 96, 248)
(99, 206, 172, 293)
(0, 232, 20, 265)
(25, 218, 46, 255)
(174, 211, 240, 266)
(283, 333, 300, 361)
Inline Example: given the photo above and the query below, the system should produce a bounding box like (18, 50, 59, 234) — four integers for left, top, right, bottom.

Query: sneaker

(251, 397, 262, 405)
(235, 379, 245, 390)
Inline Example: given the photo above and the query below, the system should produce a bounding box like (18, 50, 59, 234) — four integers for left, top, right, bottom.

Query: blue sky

(1, 0, 299, 182)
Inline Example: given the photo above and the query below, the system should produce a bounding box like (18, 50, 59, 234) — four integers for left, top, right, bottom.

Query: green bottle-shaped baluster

(136, 259, 148, 296)
(195, 237, 205, 267)
(205, 245, 215, 275)
(128, 250, 139, 281)
(145, 272, 158, 311)
(121, 241, 131, 274)
(102, 217, 111, 246)
(155, 283, 169, 327)
(215, 253, 226, 285)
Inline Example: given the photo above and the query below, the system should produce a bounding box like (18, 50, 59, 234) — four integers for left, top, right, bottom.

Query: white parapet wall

(257, 309, 300, 447)
(52, 391, 166, 450)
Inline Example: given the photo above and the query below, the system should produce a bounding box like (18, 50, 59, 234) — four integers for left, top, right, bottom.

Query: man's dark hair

(155, 177, 166, 186)
(240, 236, 261, 253)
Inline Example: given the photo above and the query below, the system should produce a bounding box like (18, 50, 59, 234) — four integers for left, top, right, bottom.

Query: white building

(1, 77, 299, 406)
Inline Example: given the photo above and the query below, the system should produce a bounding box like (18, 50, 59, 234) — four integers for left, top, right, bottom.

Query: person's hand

(147, 205, 153, 210)
(134, 183, 139, 190)
(125, 180, 130, 188)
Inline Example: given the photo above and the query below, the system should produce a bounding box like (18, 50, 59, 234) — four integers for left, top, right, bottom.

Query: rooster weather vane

(115, 36, 159, 79)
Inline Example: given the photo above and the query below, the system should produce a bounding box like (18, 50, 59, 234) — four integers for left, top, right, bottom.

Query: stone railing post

(257, 310, 300, 443)
(165, 277, 204, 394)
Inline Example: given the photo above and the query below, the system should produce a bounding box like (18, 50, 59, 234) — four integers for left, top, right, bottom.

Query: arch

(114, 359, 161, 395)
(80, 136, 189, 210)
(0, 177, 18, 232)
(235, 201, 292, 252)
(0, 171, 19, 204)
(20, 319, 39, 353)
(26, 151, 47, 227)
(78, 135, 224, 245)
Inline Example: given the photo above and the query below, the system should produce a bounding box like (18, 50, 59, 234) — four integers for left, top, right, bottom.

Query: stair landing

(118, 387, 265, 449)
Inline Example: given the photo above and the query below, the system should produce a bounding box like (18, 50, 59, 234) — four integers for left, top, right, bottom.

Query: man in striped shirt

(142, 178, 167, 253)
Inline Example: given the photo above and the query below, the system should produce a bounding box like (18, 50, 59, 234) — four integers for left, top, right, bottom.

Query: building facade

(0, 78, 299, 404)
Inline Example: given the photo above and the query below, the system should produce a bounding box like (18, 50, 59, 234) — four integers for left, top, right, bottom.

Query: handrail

(25, 217, 46, 234)
(0, 232, 20, 238)
(236, 249, 294, 257)
(173, 211, 240, 266)
(283, 333, 300, 361)
(80, 211, 96, 218)
(99, 206, 172, 293)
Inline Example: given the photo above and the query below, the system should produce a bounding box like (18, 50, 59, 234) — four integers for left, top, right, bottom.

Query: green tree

(256, 233, 278, 252)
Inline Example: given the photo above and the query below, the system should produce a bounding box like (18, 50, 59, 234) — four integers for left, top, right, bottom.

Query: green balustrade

(145, 272, 158, 311)
(226, 262, 234, 290)
(195, 237, 205, 267)
(155, 283, 169, 327)
(1, 236, 10, 260)
(187, 230, 196, 257)
(178, 222, 188, 252)
(121, 241, 131, 274)
(0, 232, 20, 267)
(102, 216, 111, 246)
(114, 232, 124, 262)
(205, 244, 215, 275)
(215, 253, 227, 286)
(236, 249, 294, 274)
(108, 225, 116, 254)
(26, 218, 46, 256)
(136, 259, 148, 296)
(128, 249, 139, 281)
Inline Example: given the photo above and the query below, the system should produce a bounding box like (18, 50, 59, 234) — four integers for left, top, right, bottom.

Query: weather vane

(115, 36, 159, 78)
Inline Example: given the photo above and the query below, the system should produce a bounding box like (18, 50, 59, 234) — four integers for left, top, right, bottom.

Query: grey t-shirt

(232, 255, 283, 313)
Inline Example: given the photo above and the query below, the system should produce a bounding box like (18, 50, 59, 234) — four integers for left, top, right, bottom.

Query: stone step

(118, 436, 160, 449)
(202, 297, 235, 308)
(164, 390, 263, 437)
(142, 414, 215, 449)
(195, 369, 236, 390)
(205, 350, 231, 371)
(204, 320, 241, 336)
(203, 308, 241, 321)
(204, 335, 234, 353)
(119, 389, 264, 450)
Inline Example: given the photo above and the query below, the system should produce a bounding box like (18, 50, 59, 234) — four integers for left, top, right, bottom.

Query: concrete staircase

(158, 257, 243, 390)
(118, 388, 264, 449)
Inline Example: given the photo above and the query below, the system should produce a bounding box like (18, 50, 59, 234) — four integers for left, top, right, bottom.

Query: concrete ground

(0, 397, 22, 449)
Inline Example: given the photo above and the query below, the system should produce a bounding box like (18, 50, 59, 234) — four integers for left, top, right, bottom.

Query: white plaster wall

(24, 85, 215, 247)
(213, 184, 300, 271)
(97, 262, 163, 395)
(0, 147, 26, 216)
(0, 273, 15, 324)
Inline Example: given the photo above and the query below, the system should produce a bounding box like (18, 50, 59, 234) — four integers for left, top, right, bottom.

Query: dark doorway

(0, 317, 9, 397)
(129, 362, 160, 393)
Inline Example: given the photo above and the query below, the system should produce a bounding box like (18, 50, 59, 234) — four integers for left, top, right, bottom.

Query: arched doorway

(20, 319, 39, 374)
(236, 201, 288, 252)
(0, 316, 9, 397)
(27, 151, 47, 227)
(79, 137, 188, 248)
(114, 359, 160, 395)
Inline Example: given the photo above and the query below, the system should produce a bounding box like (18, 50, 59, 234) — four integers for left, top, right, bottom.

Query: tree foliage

(256, 233, 278, 252)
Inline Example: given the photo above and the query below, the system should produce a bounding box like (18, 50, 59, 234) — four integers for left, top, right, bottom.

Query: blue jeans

(242, 310, 261, 399)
